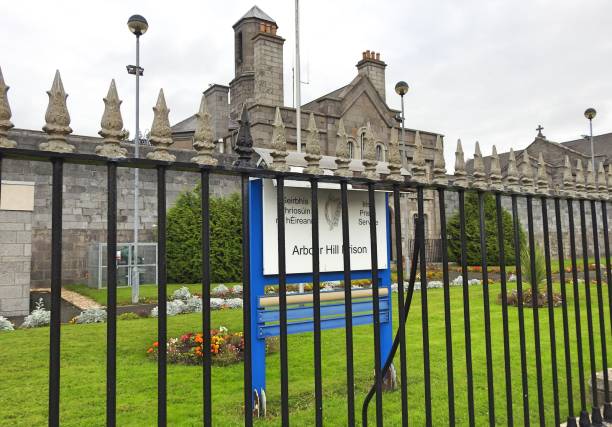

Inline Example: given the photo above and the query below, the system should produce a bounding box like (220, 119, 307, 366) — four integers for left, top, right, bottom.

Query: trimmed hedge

(167, 187, 242, 283)
(447, 192, 524, 266)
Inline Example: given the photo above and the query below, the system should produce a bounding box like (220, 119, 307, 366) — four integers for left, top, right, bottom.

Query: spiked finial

(334, 118, 352, 177)
(267, 107, 289, 172)
(191, 95, 217, 165)
(40, 70, 74, 152)
(411, 130, 427, 184)
(575, 160, 586, 196)
(361, 122, 379, 179)
(597, 162, 607, 199)
(386, 127, 403, 182)
(453, 139, 468, 188)
(432, 135, 447, 185)
(561, 155, 575, 197)
(585, 160, 597, 197)
(489, 145, 503, 191)
(519, 151, 534, 193)
(0, 66, 16, 148)
(233, 105, 255, 167)
(535, 152, 549, 195)
(304, 113, 323, 174)
(471, 141, 488, 190)
(146, 89, 175, 161)
(96, 80, 127, 158)
(504, 148, 520, 191)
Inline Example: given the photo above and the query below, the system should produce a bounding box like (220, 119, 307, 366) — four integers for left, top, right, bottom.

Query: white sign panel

(261, 179, 388, 275)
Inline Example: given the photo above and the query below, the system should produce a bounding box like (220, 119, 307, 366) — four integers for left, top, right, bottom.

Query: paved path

(34, 288, 101, 311)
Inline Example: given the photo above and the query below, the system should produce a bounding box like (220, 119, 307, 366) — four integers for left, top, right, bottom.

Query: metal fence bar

(367, 183, 383, 427)
(276, 176, 290, 426)
(478, 191, 496, 426)
(241, 174, 253, 426)
(439, 188, 455, 425)
(458, 189, 475, 426)
(49, 158, 63, 427)
(156, 166, 167, 427)
(310, 179, 323, 427)
(417, 186, 432, 427)
(511, 194, 530, 426)
(567, 198, 591, 425)
(394, 185, 409, 426)
(602, 200, 612, 421)
(526, 195, 546, 425)
(591, 198, 610, 424)
(540, 196, 560, 426)
(554, 197, 576, 427)
(495, 193, 513, 426)
(106, 162, 118, 427)
(200, 170, 212, 427)
(579, 199, 604, 424)
(340, 181, 355, 426)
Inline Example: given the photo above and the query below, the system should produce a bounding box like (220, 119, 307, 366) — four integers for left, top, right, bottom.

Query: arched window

(236, 32, 243, 64)
(376, 144, 385, 162)
(359, 131, 366, 159)
(348, 141, 354, 159)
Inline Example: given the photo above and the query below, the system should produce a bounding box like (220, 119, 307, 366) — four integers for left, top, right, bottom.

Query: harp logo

(324, 194, 341, 231)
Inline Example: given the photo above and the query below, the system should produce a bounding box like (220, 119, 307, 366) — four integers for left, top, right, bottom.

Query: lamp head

(128, 14, 148, 36)
(395, 81, 409, 96)
(584, 107, 597, 120)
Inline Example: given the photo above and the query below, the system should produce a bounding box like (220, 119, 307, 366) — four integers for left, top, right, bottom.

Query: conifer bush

(446, 192, 524, 266)
(167, 187, 242, 283)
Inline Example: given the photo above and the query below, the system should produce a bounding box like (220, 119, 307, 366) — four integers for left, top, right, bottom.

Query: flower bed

(146, 327, 278, 366)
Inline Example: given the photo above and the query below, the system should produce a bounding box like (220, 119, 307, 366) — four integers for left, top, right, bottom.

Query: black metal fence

(2, 144, 612, 427)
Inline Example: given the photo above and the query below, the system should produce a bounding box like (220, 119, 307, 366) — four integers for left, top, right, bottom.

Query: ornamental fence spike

(471, 141, 488, 190)
(386, 126, 403, 182)
(453, 138, 468, 188)
(96, 79, 127, 159)
(334, 117, 352, 177)
(0, 66, 16, 148)
(268, 107, 289, 172)
(40, 70, 75, 153)
(304, 112, 323, 175)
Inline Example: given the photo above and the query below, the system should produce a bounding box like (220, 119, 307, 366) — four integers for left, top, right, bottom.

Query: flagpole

(295, 0, 302, 152)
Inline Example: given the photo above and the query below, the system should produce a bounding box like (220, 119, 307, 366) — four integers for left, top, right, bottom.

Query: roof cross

(536, 125, 544, 138)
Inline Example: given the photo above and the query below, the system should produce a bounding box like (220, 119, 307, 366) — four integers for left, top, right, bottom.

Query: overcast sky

(1, 0, 611, 169)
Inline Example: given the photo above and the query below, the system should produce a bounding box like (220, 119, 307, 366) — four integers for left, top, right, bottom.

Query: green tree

(166, 187, 242, 283)
(446, 192, 523, 265)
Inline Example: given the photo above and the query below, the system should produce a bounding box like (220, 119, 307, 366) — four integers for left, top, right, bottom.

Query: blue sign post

(248, 179, 393, 407)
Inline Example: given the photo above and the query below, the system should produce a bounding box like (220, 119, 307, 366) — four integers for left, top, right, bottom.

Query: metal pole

(400, 94, 406, 168)
(132, 34, 141, 304)
(295, 0, 301, 152)
(589, 118, 595, 174)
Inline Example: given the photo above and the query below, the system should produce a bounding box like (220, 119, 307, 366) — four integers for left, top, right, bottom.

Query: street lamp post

(394, 81, 409, 169)
(127, 14, 148, 304)
(584, 107, 597, 174)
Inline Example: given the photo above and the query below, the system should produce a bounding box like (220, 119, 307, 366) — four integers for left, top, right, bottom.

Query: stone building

(171, 5, 447, 261)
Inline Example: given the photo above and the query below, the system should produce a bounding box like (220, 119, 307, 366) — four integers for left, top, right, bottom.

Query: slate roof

(561, 132, 612, 158)
(235, 5, 275, 27)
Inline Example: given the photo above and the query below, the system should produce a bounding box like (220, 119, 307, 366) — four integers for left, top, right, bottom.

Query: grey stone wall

(253, 33, 284, 108)
(2, 129, 240, 289)
(0, 210, 32, 316)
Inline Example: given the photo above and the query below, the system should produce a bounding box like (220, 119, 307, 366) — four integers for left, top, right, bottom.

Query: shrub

(118, 312, 141, 321)
(0, 316, 14, 331)
(72, 308, 107, 324)
(447, 192, 524, 266)
(21, 299, 51, 328)
(171, 286, 192, 301)
(167, 189, 242, 284)
(520, 242, 546, 287)
(146, 328, 278, 366)
(501, 288, 563, 308)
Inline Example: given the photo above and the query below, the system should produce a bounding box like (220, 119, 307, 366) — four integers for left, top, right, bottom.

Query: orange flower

(195, 335, 203, 344)
(153, 341, 159, 348)
(147, 348, 154, 354)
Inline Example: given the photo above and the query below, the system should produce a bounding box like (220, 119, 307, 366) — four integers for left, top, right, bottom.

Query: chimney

(356, 51, 387, 102)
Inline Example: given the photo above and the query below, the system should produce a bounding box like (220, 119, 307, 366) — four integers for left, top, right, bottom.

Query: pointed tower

(230, 6, 284, 118)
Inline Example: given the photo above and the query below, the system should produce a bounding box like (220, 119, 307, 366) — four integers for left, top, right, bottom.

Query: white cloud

(1, 0, 611, 169)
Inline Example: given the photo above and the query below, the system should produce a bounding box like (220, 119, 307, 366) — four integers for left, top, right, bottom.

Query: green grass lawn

(64, 283, 240, 306)
(2, 281, 612, 426)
